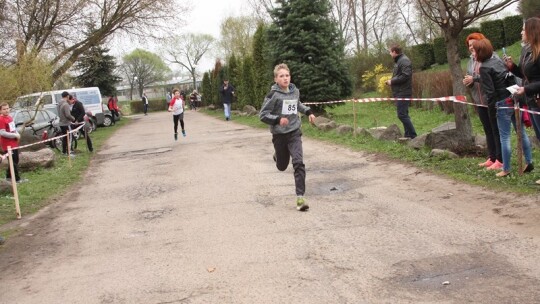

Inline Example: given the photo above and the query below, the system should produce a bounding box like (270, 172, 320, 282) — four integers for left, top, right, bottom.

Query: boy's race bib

(282, 99, 298, 115)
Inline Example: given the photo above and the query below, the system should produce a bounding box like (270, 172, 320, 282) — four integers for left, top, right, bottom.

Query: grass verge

(0, 118, 131, 226)
(205, 100, 540, 195)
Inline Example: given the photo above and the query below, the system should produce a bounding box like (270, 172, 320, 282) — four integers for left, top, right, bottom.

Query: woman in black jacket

(505, 17, 540, 184)
(474, 38, 533, 177)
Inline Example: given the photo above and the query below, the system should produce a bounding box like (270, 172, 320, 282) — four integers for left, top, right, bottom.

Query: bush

(412, 70, 454, 113)
(481, 19, 505, 49)
(410, 43, 435, 70)
(130, 98, 168, 113)
(348, 51, 394, 93)
(458, 27, 481, 59)
(503, 15, 524, 46)
(433, 37, 447, 65)
(376, 74, 392, 98)
(362, 64, 387, 91)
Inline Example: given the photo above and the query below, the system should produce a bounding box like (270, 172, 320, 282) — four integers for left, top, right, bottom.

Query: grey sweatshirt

(259, 83, 313, 135)
(57, 100, 75, 126)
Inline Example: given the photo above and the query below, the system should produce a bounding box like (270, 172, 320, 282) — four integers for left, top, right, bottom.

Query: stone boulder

(313, 116, 332, 128)
(369, 124, 402, 141)
(429, 149, 459, 159)
(336, 124, 353, 135)
(18, 148, 56, 171)
(354, 127, 373, 138)
(407, 134, 428, 150)
(243, 105, 258, 116)
(0, 179, 12, 194)
(207, 104, 216, 110)
(318, 121, 337, 131)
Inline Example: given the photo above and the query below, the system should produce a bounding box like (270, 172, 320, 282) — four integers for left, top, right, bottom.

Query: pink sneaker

(486, 160, 503, 170)
(478, 159, 494, 167)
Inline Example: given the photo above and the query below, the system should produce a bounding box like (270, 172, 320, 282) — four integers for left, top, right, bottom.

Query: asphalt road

(0, 110, 539, 303)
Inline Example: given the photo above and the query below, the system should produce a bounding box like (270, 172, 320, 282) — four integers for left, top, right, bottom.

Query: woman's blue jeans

(496, 100, 533, 172)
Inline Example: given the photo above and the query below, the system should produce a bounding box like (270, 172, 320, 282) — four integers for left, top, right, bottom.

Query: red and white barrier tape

(0, 123, 85, 160)
(302, 95, 540, 115)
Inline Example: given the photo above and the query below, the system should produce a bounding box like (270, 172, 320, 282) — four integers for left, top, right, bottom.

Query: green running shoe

(296, 197, 309, 211)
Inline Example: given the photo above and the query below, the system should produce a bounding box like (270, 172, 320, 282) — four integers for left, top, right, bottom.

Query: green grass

(204, 98, 540, 195)
(0, 118, 132, 226)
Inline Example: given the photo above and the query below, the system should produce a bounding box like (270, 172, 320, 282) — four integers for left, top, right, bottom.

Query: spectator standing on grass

(474, 38, 534, 178)
(142, 92, 149, 115)
(107, 95, 119, 125)
(463, 33, 503, 170)
(504, 17, 540, 185)
(70, 95, 93, 152)
(0, 102, 25, 183)
(219, 79, 235, 121)
(385, 44, 417, 139)
(59, 92, 76, 156)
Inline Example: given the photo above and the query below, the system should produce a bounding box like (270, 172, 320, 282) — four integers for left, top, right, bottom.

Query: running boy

(168, 89, 186, 141)
(259, 63, 316, 211)
(0, 102, 22, 182)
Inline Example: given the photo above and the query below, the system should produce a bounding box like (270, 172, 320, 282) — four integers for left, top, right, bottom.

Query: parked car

(102, 108, 121, 127)
(8, 108, 60, 151)
(14, 87, 106, 127)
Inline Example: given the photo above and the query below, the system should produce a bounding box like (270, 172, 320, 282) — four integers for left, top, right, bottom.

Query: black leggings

(173, 114, 185, 134)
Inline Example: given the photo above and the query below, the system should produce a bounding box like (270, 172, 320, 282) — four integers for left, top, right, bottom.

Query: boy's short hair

(389, 44, 402, 54)
(0, 102, 9, 109)
(273, 63, 290, 77)
(61, 91, 69, 98)
(172, 89, 179, 94)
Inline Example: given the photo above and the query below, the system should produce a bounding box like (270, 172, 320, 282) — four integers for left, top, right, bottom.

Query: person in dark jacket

(219, 79, 235, 121)
(504, 17, 540, 184)
(474, 38, 533, 177)
(463, 32, 503, 170)
(69, 95, 93, 152)
(386, 44, 417, 139)
(59, 92, 76, 155)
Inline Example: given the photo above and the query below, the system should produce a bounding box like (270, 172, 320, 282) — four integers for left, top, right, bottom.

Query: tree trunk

(445, 32, 474, 151)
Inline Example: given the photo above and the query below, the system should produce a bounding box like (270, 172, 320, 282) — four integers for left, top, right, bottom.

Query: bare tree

(247, 0, 276, 22)
(329, 0, 355, 53)
(218, 16, 258, 58)
(417, 0, 518, 147)
(163, 34, 215, 90)
(0, 0, 183, 84)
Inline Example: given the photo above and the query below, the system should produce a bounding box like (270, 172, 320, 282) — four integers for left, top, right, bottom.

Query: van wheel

(103, 115, 113, 127)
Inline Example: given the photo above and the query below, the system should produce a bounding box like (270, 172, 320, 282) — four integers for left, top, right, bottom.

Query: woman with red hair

(463, 32, 503, 170)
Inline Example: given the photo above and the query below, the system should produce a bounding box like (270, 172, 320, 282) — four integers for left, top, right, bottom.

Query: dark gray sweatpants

(272, 128, 305, 196)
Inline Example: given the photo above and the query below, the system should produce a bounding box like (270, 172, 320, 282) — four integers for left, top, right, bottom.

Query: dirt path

(0, 110, 539, 303)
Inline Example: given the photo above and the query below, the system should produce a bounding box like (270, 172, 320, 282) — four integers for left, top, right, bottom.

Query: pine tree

(268, 0, 352, 104)
(74, 46, 121, 96)
(520, 0, 540, 18)
(252, 22, 273, 109)
(239, 56, 257, 109)
(201, 72, 212, 107)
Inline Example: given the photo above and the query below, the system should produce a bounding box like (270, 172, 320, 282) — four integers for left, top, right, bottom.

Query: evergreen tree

(268, 0, 352, 104)
(201, 72, 212, 107)
(239, 56, 257, 109)
(74, 46, 121, 96)
(520, 0, 540, 18)
(252, 22, 273, 109)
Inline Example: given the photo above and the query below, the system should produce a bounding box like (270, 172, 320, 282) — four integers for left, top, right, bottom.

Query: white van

(14, 87, 106, 126)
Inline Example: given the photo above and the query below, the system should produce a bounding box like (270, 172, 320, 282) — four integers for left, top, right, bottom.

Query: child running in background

(168, 89, 186, 141)
(259, 63, 316, 211)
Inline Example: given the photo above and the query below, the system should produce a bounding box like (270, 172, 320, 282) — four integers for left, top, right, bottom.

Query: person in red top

(0, 102, 23, 182)
(107, 95, 119, 125)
